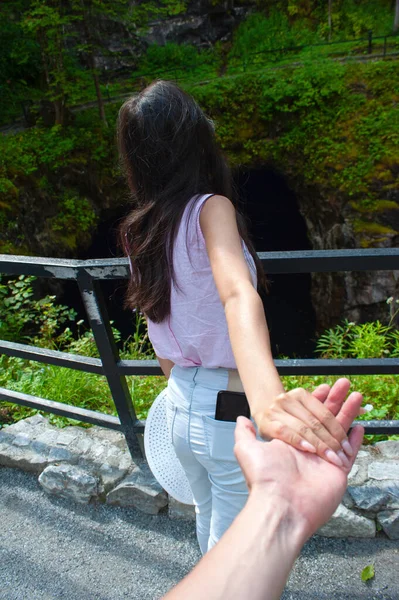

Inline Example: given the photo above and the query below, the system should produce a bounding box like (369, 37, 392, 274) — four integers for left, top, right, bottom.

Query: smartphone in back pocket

(215, 391, 251, 422)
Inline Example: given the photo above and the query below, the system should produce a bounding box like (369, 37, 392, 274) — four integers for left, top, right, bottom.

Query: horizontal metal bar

(259, 248, 399, 274)
(134, 419, 398, 434)
(0, 388, 121, 429)
(0, 341, 104, 374)
(120, 358, 399, 376)
(118, 359, 163, 375)
(2, 347, 398, 377)
(2, 249, 399, 280)
(353, 420, 399, 434)
(0, 255, 80, 279)
(274, 358, 399, 375)
(0, 255, 129, 280)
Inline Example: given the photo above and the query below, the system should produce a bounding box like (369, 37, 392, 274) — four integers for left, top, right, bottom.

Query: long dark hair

(117, 80, 265, 323)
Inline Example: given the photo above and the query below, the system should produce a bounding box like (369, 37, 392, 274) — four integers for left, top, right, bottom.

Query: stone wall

(0, 414, 398, 538)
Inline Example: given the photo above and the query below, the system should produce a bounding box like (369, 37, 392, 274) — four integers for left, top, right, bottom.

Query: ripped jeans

(166, 365, 248, 554)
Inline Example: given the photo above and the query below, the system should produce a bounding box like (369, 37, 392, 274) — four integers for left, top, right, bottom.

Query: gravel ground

(1, 466, 398, 600)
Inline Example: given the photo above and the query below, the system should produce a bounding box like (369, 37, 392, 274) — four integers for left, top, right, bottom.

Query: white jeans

(166, 365, 248, 554)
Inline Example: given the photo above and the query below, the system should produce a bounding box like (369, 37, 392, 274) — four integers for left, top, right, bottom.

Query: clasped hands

(237, 378, 365, 538)
(252, 378, 364, 468)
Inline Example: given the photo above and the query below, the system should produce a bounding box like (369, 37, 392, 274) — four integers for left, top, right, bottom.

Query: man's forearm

(163, 490, 308, 600)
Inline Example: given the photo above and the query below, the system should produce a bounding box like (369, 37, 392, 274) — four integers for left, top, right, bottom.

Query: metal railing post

(368, 30, 373, 54)
(77, 268, 142, 459)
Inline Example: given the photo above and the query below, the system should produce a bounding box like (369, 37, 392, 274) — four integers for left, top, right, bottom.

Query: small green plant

(361, 564, 375, 582)
(313, 310, 399, 442)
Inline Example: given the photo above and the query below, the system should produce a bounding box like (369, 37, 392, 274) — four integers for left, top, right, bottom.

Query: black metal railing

(1, 249, 399, 459)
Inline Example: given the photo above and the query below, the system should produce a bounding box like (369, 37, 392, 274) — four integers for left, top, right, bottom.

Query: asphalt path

(1, 466, 398, 600)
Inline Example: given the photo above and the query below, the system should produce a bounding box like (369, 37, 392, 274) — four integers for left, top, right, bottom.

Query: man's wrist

(247, 486, 310, 552)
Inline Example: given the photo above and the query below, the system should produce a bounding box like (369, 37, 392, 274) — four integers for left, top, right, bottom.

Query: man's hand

(235, 378, 364, 537)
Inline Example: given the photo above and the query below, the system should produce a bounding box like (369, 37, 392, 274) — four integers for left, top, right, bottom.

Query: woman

(117, 80, 352, 553)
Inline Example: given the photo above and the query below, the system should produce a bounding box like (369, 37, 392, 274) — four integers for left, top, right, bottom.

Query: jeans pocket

(202, 415, 237, 462)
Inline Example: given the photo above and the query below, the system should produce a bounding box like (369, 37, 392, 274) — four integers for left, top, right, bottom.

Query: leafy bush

(230, 10, 319, 62)
(0, 275, 76, 346)
(308, 315, 399, 441)
(135, 42, 219, 82)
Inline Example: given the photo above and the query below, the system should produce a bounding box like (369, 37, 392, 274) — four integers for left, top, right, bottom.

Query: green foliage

(49, 191, 98, 248)
(328, 0, 392, 38)
(308, 316, 399, 440)
(0, 275, 76, 346)
(130, 0, 187, 26)
(135, 42, 219, 82)
(1, 282, 398, 437)
(0, 280, 163, 427)
(230, 9, 319, 61)
(316, 318, 399, 359)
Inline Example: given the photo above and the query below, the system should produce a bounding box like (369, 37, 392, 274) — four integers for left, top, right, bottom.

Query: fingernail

(342, 439, 353, 456)
(300, 440, 317, 453)
(337, 450, 351, 469)
(325, 449, 343, 467)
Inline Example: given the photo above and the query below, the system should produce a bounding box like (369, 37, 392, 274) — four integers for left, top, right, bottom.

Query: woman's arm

(200, 195, 351, 466)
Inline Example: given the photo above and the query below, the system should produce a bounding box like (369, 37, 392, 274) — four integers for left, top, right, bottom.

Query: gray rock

(369, 461, 399, 481)
(168, 497, 195, 521)
(84, 440, 110, 463)
(4, 420, 32, 434)
(0, 444, 30, 470)
(88, 427, 128, 451)
(375, 441, 399, 459)
(106, 462, 167, 514)
(48, 446, 76, 464)
(38, 464, 99, 503)
(349, 481, 399, 511)
(98, 463, 129, 493)
(23, 414, 48, 427)
(317, 504, 376, 538)
(356, 450, 370, 459)
(72, 436, 93, 455)
(377, 510, 399, 540)
(342, 490, 355, 509)
(12, 435, 32, 447)
(31, 430, 59, 455)
(22, 452, 48, 472)
(54, 431, 81, 447)
(348, 464, 359, 481)
(347, 461, 368, 486)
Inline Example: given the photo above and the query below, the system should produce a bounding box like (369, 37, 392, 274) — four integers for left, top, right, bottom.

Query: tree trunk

(394, 0, 399, 33)
(328, 0, 332, 42)
(89, 52, 108, 126)
(81, 0, 108, 126)
(54, 98, 65, 126)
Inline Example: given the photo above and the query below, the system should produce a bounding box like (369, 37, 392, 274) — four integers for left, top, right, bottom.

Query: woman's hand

(236, 379, 365, 534)
(253, 378, 361, 467)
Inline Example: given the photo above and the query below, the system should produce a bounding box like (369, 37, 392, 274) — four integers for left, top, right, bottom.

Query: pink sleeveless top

(146, 194, 257, 369)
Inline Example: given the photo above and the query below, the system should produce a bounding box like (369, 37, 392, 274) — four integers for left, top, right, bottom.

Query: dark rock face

(142, 4, 250, 47)
(84, 2, 251, 74)
(296, 184, 399, 332)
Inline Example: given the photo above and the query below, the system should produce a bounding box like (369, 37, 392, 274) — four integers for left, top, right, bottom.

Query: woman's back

(147, 193, 257, 369)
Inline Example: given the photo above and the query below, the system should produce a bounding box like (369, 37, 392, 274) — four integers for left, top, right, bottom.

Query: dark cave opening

(62, 168, 317, 357)
(237, 167, 316, 358)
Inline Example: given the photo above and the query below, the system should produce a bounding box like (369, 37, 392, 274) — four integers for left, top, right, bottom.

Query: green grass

(1, 355, 398, 444)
